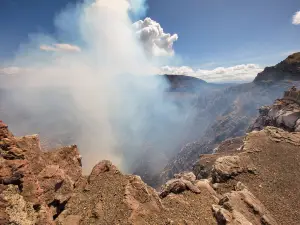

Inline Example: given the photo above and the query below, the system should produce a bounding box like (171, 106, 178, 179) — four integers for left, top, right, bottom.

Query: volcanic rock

(211, 155, 247, 183)
(159, 172, 201, 198)
(3, 118, 300, 224)
(249, 98, 300, 132)
(215, 183, 277, 225)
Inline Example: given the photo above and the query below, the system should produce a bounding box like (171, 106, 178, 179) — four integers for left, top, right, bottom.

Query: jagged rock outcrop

(0, 121, 218, 224)
(249, 98, 300, 132)
(211, 155, 250, 183)
(254, 52, 300, 83)
(0, 122, 54, 224)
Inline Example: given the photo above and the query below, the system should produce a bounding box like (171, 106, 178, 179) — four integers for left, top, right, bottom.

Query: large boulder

(249, 99, 300, 132)
(276, 111, 300, 129)
(212, 156, 246, 183)
(160, 172, 201, 198)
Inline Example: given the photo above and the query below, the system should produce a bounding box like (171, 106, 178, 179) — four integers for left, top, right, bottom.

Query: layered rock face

(2, 118, 300, 224)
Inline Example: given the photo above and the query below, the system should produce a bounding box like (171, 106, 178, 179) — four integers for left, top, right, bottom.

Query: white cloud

(0, 67, 21, 75)
(160, 66, 194, 75)
(133, 17, 178, 57)
(292, 11, 300, 25)
(160, 64, 263, 83)
(0, 67, 34, 76)
(40, 43, 81, 52)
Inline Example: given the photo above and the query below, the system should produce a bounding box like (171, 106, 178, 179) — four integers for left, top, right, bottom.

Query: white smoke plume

(133, 17, 178, 57)
(129, 0, 148, 18)
(1, 0, 194, 174)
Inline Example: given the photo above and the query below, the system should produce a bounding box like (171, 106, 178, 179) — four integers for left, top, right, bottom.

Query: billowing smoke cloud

(129, 0, 148, 18)
(1, 0, 194, 174)
(292, 11, 300, 25)
(160, 64, 263, 82)
(133, 17, 178, 57)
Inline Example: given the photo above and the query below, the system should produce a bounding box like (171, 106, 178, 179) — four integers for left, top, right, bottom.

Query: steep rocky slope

(2, 119, 300, 224)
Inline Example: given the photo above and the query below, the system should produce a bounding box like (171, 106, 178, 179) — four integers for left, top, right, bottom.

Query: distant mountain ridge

(161, 74, 233, 93)
(254, 52, 300, 83)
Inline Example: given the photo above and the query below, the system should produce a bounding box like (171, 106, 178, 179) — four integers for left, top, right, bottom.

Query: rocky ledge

(249, 98, 300, 132)
(1, 119, 300, 224)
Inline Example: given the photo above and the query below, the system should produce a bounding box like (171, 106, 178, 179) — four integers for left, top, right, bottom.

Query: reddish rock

(88, 160, 119, 183)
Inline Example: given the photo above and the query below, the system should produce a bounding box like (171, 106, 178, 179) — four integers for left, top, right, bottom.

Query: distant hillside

(161, 74, 233, 95)
(163, 74, 206, 91)
(254, 52, 300, 83)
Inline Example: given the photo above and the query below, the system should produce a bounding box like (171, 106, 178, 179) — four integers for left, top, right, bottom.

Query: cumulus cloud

(292, 11, 300, 25)
(161, 66, 194, 75)
(160, 64, 263, 82)
(40, 43, 81, 52)
(133, 17, 178, 57)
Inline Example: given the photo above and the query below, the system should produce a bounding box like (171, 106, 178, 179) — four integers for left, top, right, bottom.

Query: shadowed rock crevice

(48, 199, 68, 220)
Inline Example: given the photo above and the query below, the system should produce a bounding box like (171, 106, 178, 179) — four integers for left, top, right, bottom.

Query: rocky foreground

(1, 110, 300, 224)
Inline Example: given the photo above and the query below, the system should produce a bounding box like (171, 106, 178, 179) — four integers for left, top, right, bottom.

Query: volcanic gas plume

(0, 0, 196, 174)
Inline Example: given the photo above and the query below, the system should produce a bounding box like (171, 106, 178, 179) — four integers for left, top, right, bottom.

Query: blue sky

(0, 0, 299, 81)
(147, 0, 300, 67)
